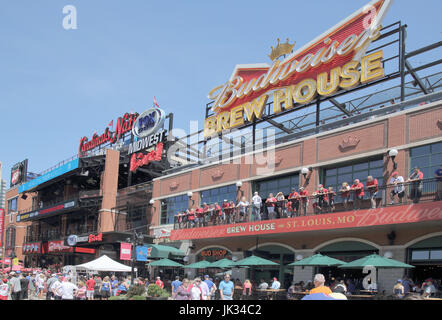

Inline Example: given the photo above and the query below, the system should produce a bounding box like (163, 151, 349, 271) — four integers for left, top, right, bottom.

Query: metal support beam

(265, 118, 293, 134)
(405, 60, 429, 94)
(330, 98, 352, 116)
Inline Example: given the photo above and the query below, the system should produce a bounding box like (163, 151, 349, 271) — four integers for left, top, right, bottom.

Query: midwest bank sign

(170, 202, 442, 241)
(204, 0, 394, 137)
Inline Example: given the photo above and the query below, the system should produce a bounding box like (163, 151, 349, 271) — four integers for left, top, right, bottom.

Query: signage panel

(120, 243, 132, 261)
(18, 159, 79, 193)
(16, 200, 77, 222)
(136, 246, 148, 262)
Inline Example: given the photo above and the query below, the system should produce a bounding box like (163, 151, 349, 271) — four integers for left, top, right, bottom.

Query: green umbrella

(288, 254, 346, 267)
(183, 260, 213, 269)
(210, 258, 236, 269)
(148, 258, 183, 267)
(338, 254, 415, 269)
(233, 255, 279, 267)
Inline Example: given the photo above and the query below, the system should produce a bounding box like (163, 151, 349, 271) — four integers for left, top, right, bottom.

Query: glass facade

(200, 184, 237, 205)
(253, 174, 299, 198)
(409, 141, 442, 179)
(160, 194, 189, 225)
(322, 158, 384, 203)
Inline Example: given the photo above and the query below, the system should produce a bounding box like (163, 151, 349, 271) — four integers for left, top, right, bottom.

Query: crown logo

(212, 169, 224, 180)
(169, 181, 179, 190)
(269, 38, 296, 61)
(339, 136, 360, 151)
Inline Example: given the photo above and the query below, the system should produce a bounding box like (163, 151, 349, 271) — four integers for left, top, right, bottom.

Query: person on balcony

(286, 200, 295, 218)
(435, 165, 442, 201)
(265, 193, 277, 220)
(214, 202, 222, 225)
(222, 200, 230, 224)
(389, 172, 405, 205)
(327, 187, 336, 212)
(340, 182, 351, 210)
(187, 209, 196, 228)
(407, 167, 424, 203)
(251, 192, 262, 222)
(202, 203, 210, 227)
(236, 197, 250, 223)
(351, 179, 365, 210)
(208, 204, 216, 226)
(195, 206, 204, 228)
(366, 176, 379, 209)
(275, 192, 286, 218)
(229, 200, 236, 224)
(288, 188, 300, 216)
(299, 187, 309, 216)
(314, 185, 329, 214)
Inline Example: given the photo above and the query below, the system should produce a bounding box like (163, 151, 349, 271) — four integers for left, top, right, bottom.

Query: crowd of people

(1, 268, 439, 300)
(175, 168, 432, 229)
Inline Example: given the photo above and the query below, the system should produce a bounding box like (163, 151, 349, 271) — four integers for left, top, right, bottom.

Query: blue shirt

(111, 280, 118, 289)
(172, 280, 182, 292)
(219, 280, 234, 296)
(435, 168, 442, 181)
(204, 279, 214, 291)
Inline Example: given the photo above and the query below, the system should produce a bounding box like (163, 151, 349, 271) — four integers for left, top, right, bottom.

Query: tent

(75, 255, 132, 272)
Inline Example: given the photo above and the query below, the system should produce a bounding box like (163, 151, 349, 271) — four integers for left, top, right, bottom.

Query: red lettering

(130, 143, 163, 172)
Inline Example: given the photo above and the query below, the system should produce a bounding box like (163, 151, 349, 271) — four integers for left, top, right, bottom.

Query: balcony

(170, 178, 442, 240)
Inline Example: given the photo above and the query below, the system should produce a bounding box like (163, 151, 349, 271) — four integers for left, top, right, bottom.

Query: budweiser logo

(130, 142, 163, 172)
(88, 233, 103, 243)
(339, 136, 360, 151)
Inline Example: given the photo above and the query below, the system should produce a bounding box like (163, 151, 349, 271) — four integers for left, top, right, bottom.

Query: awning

(145, 244, 185, 259)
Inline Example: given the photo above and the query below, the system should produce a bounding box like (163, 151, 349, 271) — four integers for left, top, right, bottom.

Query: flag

(153, 96, 159, 108)
(108, 120, 113, 128)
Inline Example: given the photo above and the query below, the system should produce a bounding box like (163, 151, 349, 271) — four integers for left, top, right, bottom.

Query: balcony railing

(24, 225, 98, 243)
(173, 178, 441, 230)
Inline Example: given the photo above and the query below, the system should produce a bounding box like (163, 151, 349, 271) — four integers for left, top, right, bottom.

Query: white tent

(75, 255, 132, 272)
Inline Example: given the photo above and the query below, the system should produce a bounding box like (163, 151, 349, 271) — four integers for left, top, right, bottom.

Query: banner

(120, 242, 132, 261)
(136, 246, 148, 262)
(170, 202, 442, 241)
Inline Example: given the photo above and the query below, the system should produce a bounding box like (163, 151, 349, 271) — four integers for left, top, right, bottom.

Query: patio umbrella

(233, 255, 279, 267)
(149, 258, 183, 267)
(288, 254, 346, 267)
(338, 254, 415, 269)
(183, 260, 213, 269)
(209, 259, 236, 269)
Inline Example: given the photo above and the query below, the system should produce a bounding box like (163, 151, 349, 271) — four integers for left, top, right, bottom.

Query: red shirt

(196, 208, 204, 217)
(266, 197, 277, 207)
(316, 188, 328, 201)
(188, 211, 195, 220)
(86, 279, 96, 291)
(299, 190, 309, 202)
(288, 192, 299, 200)
(215, 205, 222, 216)
(155, 280, 164, 289)
(366, 179, 379, 192)
(352, 183, 365, 197)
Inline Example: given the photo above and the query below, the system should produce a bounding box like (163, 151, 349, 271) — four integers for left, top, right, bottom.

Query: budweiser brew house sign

(204, 0, 393, 137)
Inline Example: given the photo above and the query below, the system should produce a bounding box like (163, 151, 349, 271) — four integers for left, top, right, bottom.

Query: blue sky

(0, 0, 441, 186)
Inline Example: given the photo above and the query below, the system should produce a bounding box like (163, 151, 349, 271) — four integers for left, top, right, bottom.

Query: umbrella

(149, 258, 183, 267)
(288, 254, 346, 267)
(233, 255, 279, 267)
(183, 260, 213, 269)
(338, 254, 415, 269)
(210, 259, 236, 269)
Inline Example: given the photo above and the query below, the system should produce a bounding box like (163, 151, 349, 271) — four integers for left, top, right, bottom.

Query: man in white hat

(9, 272, 21, 300)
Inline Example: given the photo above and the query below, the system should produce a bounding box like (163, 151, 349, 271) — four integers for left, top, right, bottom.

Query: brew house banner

(204, 0, 394, 137)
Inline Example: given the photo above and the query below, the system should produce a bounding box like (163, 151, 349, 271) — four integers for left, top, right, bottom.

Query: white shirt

(60, 282, 78, 300)
(258, 282, 269, 289)
(199, 281, 210, 300)
(0, 283, 9, 296)
(390, 176, 405, 192)
(252, 195, 262, 206)
(271, 281, 281, 290)
(52, 280, 62, 297)
(191, 285, 203, 300)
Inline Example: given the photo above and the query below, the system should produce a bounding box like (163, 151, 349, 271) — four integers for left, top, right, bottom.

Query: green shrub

(147, 284, 167, 298)
(129, 295, 146, 300)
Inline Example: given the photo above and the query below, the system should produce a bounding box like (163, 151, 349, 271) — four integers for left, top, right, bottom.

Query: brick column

(292, 249, 315, 284)
(377, 247, 407, 294)
(98, 149, 120, 233)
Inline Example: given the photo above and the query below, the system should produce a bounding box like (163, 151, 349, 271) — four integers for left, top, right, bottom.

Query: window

(200, 184, 237, 205)
(322, 158, 384, 203)
(253, 174, 299, 198)
(160, 194, 188, 225)
(5, 227, 16, 249)
(7, 197, 18, 214)
(410, 142, 442, 179)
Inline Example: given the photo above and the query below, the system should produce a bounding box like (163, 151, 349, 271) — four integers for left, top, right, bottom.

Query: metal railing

(173, 178, 441, 230)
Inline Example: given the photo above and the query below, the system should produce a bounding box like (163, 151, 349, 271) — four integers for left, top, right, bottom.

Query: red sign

(170, 202, 442, 241)
(0, 209, 4, 247)
(48, 240, 73, 253)
(79, 112, 138, 156)
(88, 233, 103, 243)
(129, 142, 163, 172)
(120, 243, 132, 261)
(75, 247, 96, 254)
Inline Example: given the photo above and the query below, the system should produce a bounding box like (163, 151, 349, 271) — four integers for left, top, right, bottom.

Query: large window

(7, 197, 18, 214)
(200, 184, 237, 205)
(160, 194, 188, 225)
(253, 174, 299, 198)
(323, 158, 384, 202)
(410, 142, 442, 179)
